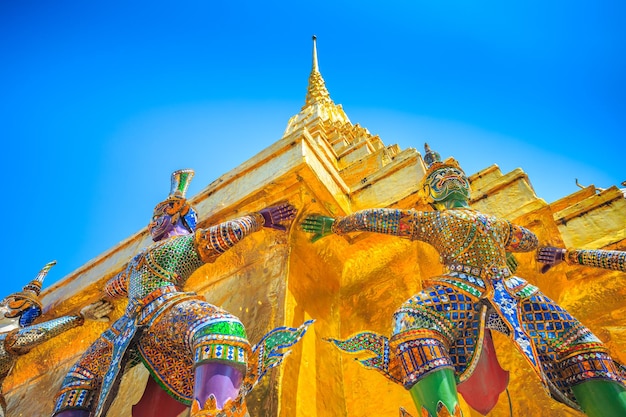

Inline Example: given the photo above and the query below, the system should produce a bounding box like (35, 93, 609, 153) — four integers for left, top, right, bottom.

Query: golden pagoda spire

(303, 35, 333, 109)
(283, 35, 351, 137)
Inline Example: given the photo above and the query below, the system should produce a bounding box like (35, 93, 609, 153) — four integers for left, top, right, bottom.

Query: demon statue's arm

(194, 203, 296, 264)
(301, 208, 423, 242)
(4, 300, 112, 354)
(537, 246, 626, 272)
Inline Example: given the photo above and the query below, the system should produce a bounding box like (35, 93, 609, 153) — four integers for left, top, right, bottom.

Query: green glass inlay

(194, 321, 247, 338)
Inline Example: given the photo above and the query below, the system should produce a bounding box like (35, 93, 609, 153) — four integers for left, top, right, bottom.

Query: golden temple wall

(4, 104, 625, 417)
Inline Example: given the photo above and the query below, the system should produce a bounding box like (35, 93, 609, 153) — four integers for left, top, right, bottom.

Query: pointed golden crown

(22, 260, 56, 296)
(169, 169, 194, 198)
(422, 143, 464, 178)
(153, 169, 195, 221)
(4, 260, 55, 314)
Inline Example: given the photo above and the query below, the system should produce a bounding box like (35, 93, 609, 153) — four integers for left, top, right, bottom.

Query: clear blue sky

(1, 1, 624, 297)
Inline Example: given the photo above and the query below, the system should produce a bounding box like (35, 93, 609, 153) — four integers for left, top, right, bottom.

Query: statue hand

(301, 214, 336, 242)
(505, 252, 519, 274)
(80, 300, 114, 322)
(259, 202, 297, 231)
(536, 245, 566, 273)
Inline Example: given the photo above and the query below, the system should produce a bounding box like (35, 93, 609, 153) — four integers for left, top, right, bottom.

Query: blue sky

(1, 1, 624, 298)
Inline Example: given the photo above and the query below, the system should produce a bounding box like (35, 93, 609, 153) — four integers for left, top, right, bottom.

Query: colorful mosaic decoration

(565, 249, 626, 271)
(0, 262, 104, 417)
(187, 319, 313, 417)
(242, 320, 314, 396)
(537, 245, 626, 273)
(327, 205, 625, 412)
(327, 330, 402, 385)
(52, 170, 305, 417)
(195, 213, 264, 264)
(303, 144, 626, 416)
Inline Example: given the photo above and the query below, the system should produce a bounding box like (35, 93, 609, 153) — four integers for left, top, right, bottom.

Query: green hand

(301, 214, 336, 242)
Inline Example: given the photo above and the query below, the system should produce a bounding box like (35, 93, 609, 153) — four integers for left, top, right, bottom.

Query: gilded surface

(5, 39, 625, 416)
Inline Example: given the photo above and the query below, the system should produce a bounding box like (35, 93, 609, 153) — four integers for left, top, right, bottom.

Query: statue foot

(400, 406, 414, 416)
(190, 394, 248, 417)
(400, 402, 462, 417)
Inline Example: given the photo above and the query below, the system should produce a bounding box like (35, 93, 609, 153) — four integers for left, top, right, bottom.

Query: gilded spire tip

(312, 35, 319, 73)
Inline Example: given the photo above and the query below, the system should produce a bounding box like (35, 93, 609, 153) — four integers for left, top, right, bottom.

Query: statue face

(424, 166, 471, 204)
(149, 202, 175, 241)
(149, 197, 197, 240)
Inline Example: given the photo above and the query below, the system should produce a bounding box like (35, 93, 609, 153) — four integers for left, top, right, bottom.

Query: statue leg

(138, 299, 252, 417)
(572, 380, 626, 417)
(408, 368, 462, 417)
(189, 362, 248, 417)
(520, 292, 626, 414)
(392, 285, 475, 416)
(193, 362, 243, 409)
(187, 303, 250, 417)
(52, 336, 112, 417)
(392, 329, 463, 416)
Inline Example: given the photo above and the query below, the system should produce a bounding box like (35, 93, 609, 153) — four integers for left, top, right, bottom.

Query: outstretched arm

(537, 246, 626, 273)
(4, 300, 113, 354)
(504, 222, 539, 253)
(302, 208, 416, 242)
(104, 269, 129, 298)
(194, 202, 296, 263)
